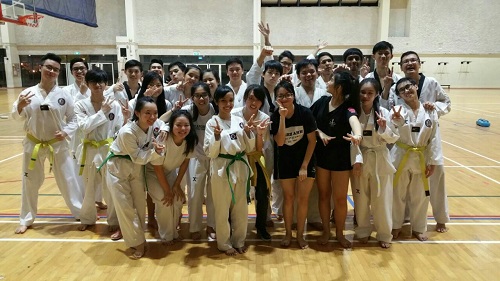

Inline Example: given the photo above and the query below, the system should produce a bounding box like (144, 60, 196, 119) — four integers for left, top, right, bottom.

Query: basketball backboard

(0, 0, 43, 27)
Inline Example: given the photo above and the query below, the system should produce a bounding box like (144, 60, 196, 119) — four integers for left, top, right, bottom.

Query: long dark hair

(332, 71, 361, 116)
(169, 109, 198, 156)
(190, 82, 211, 121)
(137, 71, 167, 116)
(359, 78, 381, 130)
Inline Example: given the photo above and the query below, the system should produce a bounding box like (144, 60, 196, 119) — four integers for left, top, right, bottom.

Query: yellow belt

(393, 141, 430, 196)
(26, 133, 59, 171)
(246, 150, 271, 190)
(79, 137, 113, 175)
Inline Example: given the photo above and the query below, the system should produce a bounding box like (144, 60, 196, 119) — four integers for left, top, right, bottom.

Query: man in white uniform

(387, 51, 451, 233)
(226, 58, 247, 108)
(12, 53, 83, 234)
(391, 77, 443, 241)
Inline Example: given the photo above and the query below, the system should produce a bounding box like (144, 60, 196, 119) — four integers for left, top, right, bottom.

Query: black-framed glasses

(397, 84, 414, 94)
(72, 66, 86, 72)
(277, 93, 293, 99)
(43, 65, 60, 73)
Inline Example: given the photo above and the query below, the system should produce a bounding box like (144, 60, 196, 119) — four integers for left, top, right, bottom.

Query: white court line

(0, 153, 23, 164)
(443, 140, 500, 164)
(453, 105, 500, 116)
(444, 156, 500, 185)
(454, 108, 499, 118)
(1, 221, 500, 226)
(0, 237, 499, 244)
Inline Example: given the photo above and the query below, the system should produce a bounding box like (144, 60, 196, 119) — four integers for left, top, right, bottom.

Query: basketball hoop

(18, 12, 43, 27)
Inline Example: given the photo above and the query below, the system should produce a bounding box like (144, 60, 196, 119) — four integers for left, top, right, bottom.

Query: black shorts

(276, 158, 316, 179)
(315, 143, 352, 171)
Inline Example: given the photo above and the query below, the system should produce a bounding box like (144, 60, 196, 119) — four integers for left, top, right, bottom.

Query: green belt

(97, 151, 131, 172)
(393, 141, 430, 196)
(79, 137, 113, 175)
(218, 151, 251, 204)
(26, 133, 59, 171)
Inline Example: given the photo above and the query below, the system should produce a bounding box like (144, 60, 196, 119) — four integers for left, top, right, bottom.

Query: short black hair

(168, 61, 186, 73)
(317, 52, 334, 63)
(85, 69, 108, 84)
(225, 57, 243, 70)
(243, 84, 266, 109)
(372, 41, 394, 55)
(264, 60, 283, 76)
(395, 77, 417, 96)
(125, 59, 143, 72)
(278, 50, 295, 63)
(400, 51, 421, 64)
(295, 59, 318, 76)
(41, 53, 61, 65)
(149, 59, 164, 69)
(343, 48, 363, 62)
(69, 58, 88, 70)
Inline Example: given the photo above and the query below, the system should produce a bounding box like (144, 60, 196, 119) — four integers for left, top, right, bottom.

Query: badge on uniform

(425, 119, 432, 127)
(58, 98, 65, 105)
(40, 104, 49, 111)
(109, 113, 115, 120)
(412, 127, 421, 132)
(229, 133, 237, 140)
(363, 130, 372, 136)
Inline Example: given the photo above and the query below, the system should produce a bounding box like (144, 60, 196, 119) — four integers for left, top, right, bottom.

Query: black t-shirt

(271, 104, 317, 172)
(310, 96, 357, 171)
(310, 96, 357, 146)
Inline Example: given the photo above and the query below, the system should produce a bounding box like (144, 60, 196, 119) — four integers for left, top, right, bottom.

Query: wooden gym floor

(0, 88, 499, 281)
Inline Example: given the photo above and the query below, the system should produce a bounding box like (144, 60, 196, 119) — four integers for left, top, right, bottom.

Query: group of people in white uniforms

(10, 23, 451, 256)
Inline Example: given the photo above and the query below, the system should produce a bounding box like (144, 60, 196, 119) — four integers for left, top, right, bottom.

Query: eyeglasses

(193, 92, 209, 99)
(402, 58, 419, 65)
(397, 84, 414, 94)
(72, 66, 86, 72)
(277, 93, 294, 99)
(43, 65, 60, 73)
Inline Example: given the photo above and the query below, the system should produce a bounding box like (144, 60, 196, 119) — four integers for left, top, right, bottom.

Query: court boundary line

(0, 153, 23, 164)
(443, 140, 500, 164)
(0, 237, 499, 244)
(444, 156, 500, 185)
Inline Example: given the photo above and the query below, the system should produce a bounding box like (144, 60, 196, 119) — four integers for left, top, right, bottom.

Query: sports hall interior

(0, 0, 499, 280)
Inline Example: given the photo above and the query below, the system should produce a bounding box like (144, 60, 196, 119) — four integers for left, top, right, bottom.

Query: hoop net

(18, 12, 43, 27)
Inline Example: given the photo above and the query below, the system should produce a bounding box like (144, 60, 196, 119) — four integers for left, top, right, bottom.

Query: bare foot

(392, 228, 401, 239)
(95, 201, 108, 209)
(147, 217, 158, 230)
(337, 235, 352, 248)
(111, 229, 123, 241)
(78, 224, 93, 231)
(236, 245, 248, 254)
(206, 226, 216, 240)
(412, 231, 428, 241)
(224, 248, 238, 256)
(379, 241, 391, 248)
(131, 242, 146, 259)
(358, 236, 369, 244)
(317, 231, 330, 245)
(281, 236, 292, 247)
(297, 236, 309, 249)
(15, 225, 29, 234)
(436, 223, 447, 233)
(191, 231, 201, 240)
